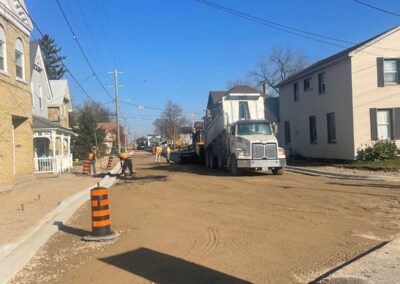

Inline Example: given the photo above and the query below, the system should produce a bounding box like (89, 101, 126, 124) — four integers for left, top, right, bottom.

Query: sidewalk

(287, 161, 400, 182)
(0, 157, 115, 246)
(314, 236, 400, 283)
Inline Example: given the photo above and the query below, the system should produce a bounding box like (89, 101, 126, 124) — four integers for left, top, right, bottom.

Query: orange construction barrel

(83, 185, 119, 241)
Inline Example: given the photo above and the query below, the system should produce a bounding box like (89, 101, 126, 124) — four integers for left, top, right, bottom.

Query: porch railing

(34, 154, 73, 174)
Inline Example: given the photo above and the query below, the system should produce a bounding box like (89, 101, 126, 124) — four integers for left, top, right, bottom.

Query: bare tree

(153, 101, 188, 140)
(250, 47, 309, 95)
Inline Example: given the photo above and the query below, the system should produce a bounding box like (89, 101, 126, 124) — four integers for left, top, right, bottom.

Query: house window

(38, 85, 43, 109)
(15, 38, 24, 79)
(377, 109, 392, 140)
(318, 72, 326, 94)
(293, 82, 299, 102)
(304, 78, 312, 91)
(384, 60, 398, 84)
(239, 101, 250, 120)
(0, 26, 6, 72)
(326, 112, 336, 143)
(284, 121, 291, 145)
(309, 115, 317, 143)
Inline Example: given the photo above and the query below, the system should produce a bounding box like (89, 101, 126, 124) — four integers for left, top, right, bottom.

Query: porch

(33, 116, 74, 174)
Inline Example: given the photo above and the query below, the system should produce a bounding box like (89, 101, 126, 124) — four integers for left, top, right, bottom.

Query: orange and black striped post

(83, 185, 119, 241)
(82, 159, 90, 175)
(106, 156, 113, 169)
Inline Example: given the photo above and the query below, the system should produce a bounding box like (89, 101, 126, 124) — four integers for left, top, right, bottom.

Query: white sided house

(277, 26, 400, 160)
(30, 42, 73, 174)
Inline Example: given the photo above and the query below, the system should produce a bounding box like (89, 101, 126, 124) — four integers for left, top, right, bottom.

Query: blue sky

(26, 0, 400, 137)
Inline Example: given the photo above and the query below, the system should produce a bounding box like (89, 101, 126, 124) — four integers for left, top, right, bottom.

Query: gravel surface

(10, 153, 400, 283)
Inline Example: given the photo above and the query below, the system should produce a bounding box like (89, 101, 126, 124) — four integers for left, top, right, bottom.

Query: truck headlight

(278, 147, 286, 158)
(236, 148, 250, 157)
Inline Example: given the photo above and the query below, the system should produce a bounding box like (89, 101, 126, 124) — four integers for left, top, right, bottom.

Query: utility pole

(109, 68, 122, 153)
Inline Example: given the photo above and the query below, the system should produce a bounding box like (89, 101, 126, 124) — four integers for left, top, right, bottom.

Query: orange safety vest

(88, 153, 94, 160)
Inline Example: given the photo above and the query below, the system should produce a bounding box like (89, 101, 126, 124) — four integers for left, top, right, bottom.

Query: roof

(276, 25, 400, 87)
(207, 85, 263, 108)
(33, 115, 73, 134)
(227, 85, 261, 94)
(97, 122, 117, 133)
(29, 41, 39, 73)
(207, 91, 226, 108)
(49, 80, 71, 106)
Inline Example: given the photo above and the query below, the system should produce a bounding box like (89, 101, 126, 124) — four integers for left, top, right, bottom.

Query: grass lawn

(346, 159, 400, 171)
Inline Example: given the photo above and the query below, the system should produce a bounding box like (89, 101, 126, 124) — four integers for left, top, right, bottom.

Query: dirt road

(11, 152, 400, 283)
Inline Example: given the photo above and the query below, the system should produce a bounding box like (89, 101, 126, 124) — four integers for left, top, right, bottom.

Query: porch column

(67, 135, 71, 155)
(51, 131, 57, 173)
(60, 134, 64, 157)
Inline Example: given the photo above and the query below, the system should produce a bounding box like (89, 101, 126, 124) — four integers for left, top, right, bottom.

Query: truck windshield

(237, 123, 272, 135)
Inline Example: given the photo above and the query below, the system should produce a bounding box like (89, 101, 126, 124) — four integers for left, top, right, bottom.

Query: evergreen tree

(71, 111, 105, 159)
(38, 34, 67, 80)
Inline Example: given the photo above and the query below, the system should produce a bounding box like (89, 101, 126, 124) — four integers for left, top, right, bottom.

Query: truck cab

(228, 120, 286, 175)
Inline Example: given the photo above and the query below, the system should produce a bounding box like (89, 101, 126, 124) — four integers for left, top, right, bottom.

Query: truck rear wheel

(229, 156, 241, 176)
(209, 151, 215, 169)
(272, 168, 284, 175)
(205, 150, 211, 168)
(217, 152, 224, 169)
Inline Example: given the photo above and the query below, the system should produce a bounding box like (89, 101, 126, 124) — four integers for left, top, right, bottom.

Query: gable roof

(276, 25, 400, 88)
(207, 91, 226, 108)
(207, 85, 263, 108)
(29, 41, 39, 73)
(49, 80, 71, 106)
(33, 115, 73, 134)
(97, 122, 117, 133)
(228, 85, 260, 94)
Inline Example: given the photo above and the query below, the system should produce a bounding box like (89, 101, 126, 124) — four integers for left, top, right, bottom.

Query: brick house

(0, 0, 33, 183)
(277, 26, 400, 160)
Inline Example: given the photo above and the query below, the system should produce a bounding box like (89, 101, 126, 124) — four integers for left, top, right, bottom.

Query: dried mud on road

(11, 153, 400, 283)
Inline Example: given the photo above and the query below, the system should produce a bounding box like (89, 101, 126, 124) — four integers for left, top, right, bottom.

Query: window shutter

(377, 57, 384, 87)
(397, 60, 400, 84)
(394, 108, 400, 140)
(370, 108, 378, 141)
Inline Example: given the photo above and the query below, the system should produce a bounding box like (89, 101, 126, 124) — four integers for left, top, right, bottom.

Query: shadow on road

(53, 221, 91, 238)
(99, 247, 251, 284)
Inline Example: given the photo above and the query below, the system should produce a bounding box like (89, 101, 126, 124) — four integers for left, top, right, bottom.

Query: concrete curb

(286, 166, 387, 181)
(0, 164, 120, 284)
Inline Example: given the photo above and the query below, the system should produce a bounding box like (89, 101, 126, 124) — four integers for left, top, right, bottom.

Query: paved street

(11, 152, 400, 283)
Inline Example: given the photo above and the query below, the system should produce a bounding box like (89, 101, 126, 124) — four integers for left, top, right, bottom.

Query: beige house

(31, 42, 73, 174)
(0, 0, 33, 183)
(277, 26, 400, 160)
(48, 80, 72, 129)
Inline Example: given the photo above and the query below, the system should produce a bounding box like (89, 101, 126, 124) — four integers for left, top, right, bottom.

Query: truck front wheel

(229, 156, 241, 176)
(272, 167, 284, 175)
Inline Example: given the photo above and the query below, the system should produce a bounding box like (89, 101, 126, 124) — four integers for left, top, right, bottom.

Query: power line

(352, 0, 400, 17)
(196, 0, 350, 48)
(196, 0, 400, 54)
(17, 0, 109, 111)
(54, 0, 115, 101)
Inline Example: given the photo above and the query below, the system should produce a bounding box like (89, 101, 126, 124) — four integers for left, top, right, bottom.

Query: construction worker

(166, 145, 171, 164)
(118, 153, 134, 176)
(154, 144, 162, 165)
(88, 147, 97, 176)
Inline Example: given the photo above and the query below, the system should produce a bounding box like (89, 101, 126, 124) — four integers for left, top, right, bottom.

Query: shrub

(357, 141, 398, 161)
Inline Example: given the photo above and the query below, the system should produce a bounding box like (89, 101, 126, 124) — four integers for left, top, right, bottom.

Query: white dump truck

(204, 86, 286, 175)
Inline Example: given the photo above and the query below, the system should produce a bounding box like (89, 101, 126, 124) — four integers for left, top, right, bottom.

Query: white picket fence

(34, 154, 73, 174)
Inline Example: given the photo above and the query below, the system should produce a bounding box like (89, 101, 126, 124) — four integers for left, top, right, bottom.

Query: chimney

(263, 81, 269, 94)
